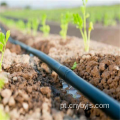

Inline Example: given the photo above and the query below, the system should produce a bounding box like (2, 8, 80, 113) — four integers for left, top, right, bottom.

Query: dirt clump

(32, 40, 54, 54)
(6, 42, 23, 54)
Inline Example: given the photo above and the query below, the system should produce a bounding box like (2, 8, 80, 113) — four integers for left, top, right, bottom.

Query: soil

(0, 49, 86, 120)
(0, 23, 120, 120)
(3, 25, 119, 63)
(32, 40, 55, 54)
(6, 42, 23, 54)
(63, 53, 120, 120)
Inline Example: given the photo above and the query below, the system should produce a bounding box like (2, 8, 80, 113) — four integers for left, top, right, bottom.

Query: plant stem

(88, 30, 91, 45)
(83, 4, 87, 43)
(0, 45, 6, 72)
(0, 52, 4, 72)
(80, 28, 88, 51)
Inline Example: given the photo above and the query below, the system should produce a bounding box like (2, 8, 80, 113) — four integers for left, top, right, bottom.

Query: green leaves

(0, 44, 3, 52)
(0, 32, 5, 45)
(41, 14, 47, 25)
(73, 13, 83, 29)
(73, 0, 93, 52)
(89, 22, 94, 31)
(60, 12, 71, 40)
(40, 14, 50, 37)
(71, 62, 78, 70)
(26, 20, 32, 34)
(16, 20, 25, 30)
(6, 30, 10, 42)
(32, 18, 39, 36)
(0, 30, 10, 71)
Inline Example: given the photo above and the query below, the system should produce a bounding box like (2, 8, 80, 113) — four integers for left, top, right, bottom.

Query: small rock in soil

(9, 96, 15, 106)
(41, 63, 51, 73)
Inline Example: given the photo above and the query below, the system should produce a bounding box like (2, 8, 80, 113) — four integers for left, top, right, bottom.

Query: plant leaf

(6, 30, 10, 42)
(0, 33, 5, 45)
(71, 62, 78, 70)
(89, 22, 94, 31)
(0, 43, 3, 52)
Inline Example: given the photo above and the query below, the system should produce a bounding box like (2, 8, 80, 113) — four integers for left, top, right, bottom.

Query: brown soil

(63, 53, 120, 120)
(32, 40, 55, 54)
(0, 50, 86, 120)
(6, 42, 23, 54)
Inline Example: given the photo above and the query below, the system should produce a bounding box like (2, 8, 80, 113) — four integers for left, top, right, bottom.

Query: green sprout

(73, 0, 93, 52)
(0, 30, 10, 71)
(60, 12, 71, 41)
(32, 18, 39, 36)
(16, 20, 26, 31)
(26, 20, 32, 34)
(71, 62, 78, 70)
(40, 14, 50, 37)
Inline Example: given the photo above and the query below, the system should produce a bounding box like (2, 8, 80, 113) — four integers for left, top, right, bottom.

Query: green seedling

(26, 20, 32, 34)
(32, 18, 39, 36)
(16, 20, 26, 31)
(60, 12, 71, 41)
(40, 14, 50, 37)
(73, 0, 93, 52)
(0, 30, 10, 71)
(71, 62, 78, 70)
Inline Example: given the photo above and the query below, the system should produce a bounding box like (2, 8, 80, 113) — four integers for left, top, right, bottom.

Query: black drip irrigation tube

(1, 26, 120, 120)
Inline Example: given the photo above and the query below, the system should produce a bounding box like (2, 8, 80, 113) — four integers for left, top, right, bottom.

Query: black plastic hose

(1, 26, 120, 119)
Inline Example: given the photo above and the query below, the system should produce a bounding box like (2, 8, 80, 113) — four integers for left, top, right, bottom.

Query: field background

(1, 5, 120, 26)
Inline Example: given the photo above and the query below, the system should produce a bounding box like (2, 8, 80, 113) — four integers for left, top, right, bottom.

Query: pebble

(41, 63, 51, 73)
(40, 87, 51, 96)
(1, 89, 12, 98)
(9, 96, 15, 106)
(22, 102, 29, 111)
(10, 109, 20, 119)
(4, 105, 10, 113)
(13, 77, 18, 81)
(99, 63, 105, 71)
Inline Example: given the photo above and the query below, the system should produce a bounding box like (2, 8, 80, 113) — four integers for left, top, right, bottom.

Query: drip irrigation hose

(1, 26, 120, 119)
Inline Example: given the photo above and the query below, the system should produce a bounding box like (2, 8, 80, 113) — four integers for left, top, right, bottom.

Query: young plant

(71, 62, 78, 70)
(26, 20, 32, 34)
(32, 18, 39, 36)
(73, 0, 93, 52)
(0, 30, 10, 71)
(40, 14, 50, 37)
(16, 20, 26, 31)
(60, 12, 71, 41)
